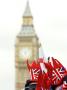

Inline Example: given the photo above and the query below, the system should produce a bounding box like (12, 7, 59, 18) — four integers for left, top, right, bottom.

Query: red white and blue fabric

(26, 58, 67, 90)
(62, 81, 67, 90)
(30, 68, 40, 80)
(50, 57, 67, 85)
(27, 60, 41, 81)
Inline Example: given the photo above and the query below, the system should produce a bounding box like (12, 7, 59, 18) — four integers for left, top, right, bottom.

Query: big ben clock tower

(15, 1, 40, 90)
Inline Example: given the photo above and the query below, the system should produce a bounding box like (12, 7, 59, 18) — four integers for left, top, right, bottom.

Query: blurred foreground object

(25, 57, 67, 90)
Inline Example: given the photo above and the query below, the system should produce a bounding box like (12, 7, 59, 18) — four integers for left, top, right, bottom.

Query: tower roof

(23, 1, 32, 17)
(18, 1, 36, 37)
(18, 26, 36, 37)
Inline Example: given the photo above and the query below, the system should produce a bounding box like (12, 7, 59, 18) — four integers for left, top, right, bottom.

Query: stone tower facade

(15, 1, 40, 90)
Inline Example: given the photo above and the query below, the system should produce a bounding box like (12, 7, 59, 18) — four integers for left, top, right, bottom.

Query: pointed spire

(23, 0, 32, 17)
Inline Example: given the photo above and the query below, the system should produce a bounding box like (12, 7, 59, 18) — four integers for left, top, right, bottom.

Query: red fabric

(50, 57, 67, 85)
(27, 60, 41, 81)
(36, 72, 50, 90)
(62, 82, 67, 90)
(26, 58, 67, 90)
(36, 69, 51, 90)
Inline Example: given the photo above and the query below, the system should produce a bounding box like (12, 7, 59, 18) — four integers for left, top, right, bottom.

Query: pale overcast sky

(0, 0, 67, 90)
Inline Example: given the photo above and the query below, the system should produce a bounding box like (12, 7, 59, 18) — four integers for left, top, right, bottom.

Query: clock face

(19, 47, 32, 60)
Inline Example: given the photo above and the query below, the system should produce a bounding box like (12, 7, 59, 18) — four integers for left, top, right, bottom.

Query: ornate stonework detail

(18, 26, 36, 37)
(15, 1, 40, 90)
